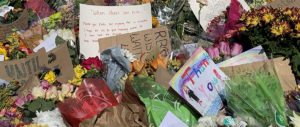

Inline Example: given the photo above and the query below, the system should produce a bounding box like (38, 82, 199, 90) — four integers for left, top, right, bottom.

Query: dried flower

(44, 71, 56, 83)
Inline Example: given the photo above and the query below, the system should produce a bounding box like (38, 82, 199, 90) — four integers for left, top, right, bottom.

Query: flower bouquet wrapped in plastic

(130, 74, 199, 127)
(223, 61, 288, 126)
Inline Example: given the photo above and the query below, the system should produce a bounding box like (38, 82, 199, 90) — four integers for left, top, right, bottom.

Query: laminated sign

(169, 47, 228, 116)
(79, 3, 152, 58)
(99, 27, 172, 62)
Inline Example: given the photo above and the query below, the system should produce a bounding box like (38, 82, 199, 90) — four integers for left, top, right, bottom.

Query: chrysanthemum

(262, 13, 275, 23)
(271, 25, 284, 36)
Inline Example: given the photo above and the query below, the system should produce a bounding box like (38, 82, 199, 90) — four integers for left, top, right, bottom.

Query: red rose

(82, 56, 103, 71)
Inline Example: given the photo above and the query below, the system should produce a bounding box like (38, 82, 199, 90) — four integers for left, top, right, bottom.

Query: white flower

(32, 86, 46, 99)
(45, 86, 58, 100)
(33, 108, 66, 127)
(121, 49, 137, 62)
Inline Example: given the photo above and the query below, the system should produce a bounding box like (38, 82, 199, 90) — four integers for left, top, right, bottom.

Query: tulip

(206, 46, 220, 60)
(219, 41, 231, 55)
(231, 43, 243, 56)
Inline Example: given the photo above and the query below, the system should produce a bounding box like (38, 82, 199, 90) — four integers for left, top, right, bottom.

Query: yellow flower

(271, 25, 284, 36)
(239, 14, 246, 21)
(239, 26, 247, 31)
(44, 71, 56, 83)
(10, 118, 21, 125)
(0, 47, 9, 60)
(295, 23, 300, 32)
(152, 16, 159, 28)
(262, 13, 275, 23)
(251, 17, 260, 26)
(290, 15, 298, 21)
(283, 10, 292, 16)
(69, 77, 82, 86)
(74, 65, 87, 78)
(245, 17, 252, 26)
(281, 22, 292, 33)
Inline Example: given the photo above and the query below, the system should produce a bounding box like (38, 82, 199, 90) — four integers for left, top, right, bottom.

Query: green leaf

(28, 100, 42, 112)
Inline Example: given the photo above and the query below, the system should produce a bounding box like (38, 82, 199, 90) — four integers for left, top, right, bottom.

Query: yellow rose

(32, 86, 46, 98)
(44, 71, 56, 83)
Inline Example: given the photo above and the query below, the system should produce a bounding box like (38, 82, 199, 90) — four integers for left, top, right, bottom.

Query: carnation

(33, 108, 66, 127)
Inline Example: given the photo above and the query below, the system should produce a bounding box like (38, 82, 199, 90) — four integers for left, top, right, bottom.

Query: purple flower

(219, 41, 231, 55)
(206, 46, 220, 60)
(231, 43, 243, 56)
(0, 120, 14, 127)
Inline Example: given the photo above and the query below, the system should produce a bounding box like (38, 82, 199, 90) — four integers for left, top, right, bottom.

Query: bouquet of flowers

(231, 7, 300, 78)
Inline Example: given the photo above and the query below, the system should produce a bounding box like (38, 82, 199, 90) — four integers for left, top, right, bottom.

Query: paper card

(33, 33, 57, 52)
(0, 48, 48, 84)
(267, 0, 300, 8)
(169, 47, 227, 116)
(79, 3, 152, 58)
(217, 46, 268, 67)
(98, 27, 172, 62)
(159, 111, 188, 127)
(199, 0, 249, 31)
(0, 55, 4, 61)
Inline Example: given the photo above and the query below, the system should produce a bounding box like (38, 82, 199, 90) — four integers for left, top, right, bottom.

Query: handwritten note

(199, 0, 249, 31)
(159, 111, 188, 127)
(33, 33, 57, 52)
(98, 27, 171, 62)
(169, 47, 227, 116)
(80, 3, 152, 58)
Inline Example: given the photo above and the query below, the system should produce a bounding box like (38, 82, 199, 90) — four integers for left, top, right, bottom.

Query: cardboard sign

(159, 111, 188, 127)
(79, 3, 152, 58)
(0, 49, 48, 84)
(267, 0, 300, 8)
(169, 47, 227, 116)
(0, 9, 28, 41)
(221, 57, 297, 93)
(47, 43, 74, 83)
(98, 27, 172, 62)
(199, 0, 249, 31)
(217, 46, 268, 67)
(17, 76, 41, 98)
(0, 43, 74, 84)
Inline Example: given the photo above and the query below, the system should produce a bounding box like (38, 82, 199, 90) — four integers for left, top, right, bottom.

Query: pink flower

(82, 56, 103, 71)
(231, 43, 243, 56)
(206, 46, 220, 60)
(26, 94, 34, 101)
(14, 98, 26, 108)
(41, 80, 50, 90)
(24, 0, 55, 18)
(219, 41, 231, 55)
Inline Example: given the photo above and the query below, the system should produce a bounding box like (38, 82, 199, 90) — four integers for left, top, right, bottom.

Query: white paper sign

(199, 0, 250, 31)
(79, 3, 152, 58)
(33, 33, 57, 52)
(159, 111, 188, 127)
(0, 55, 4, 61)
